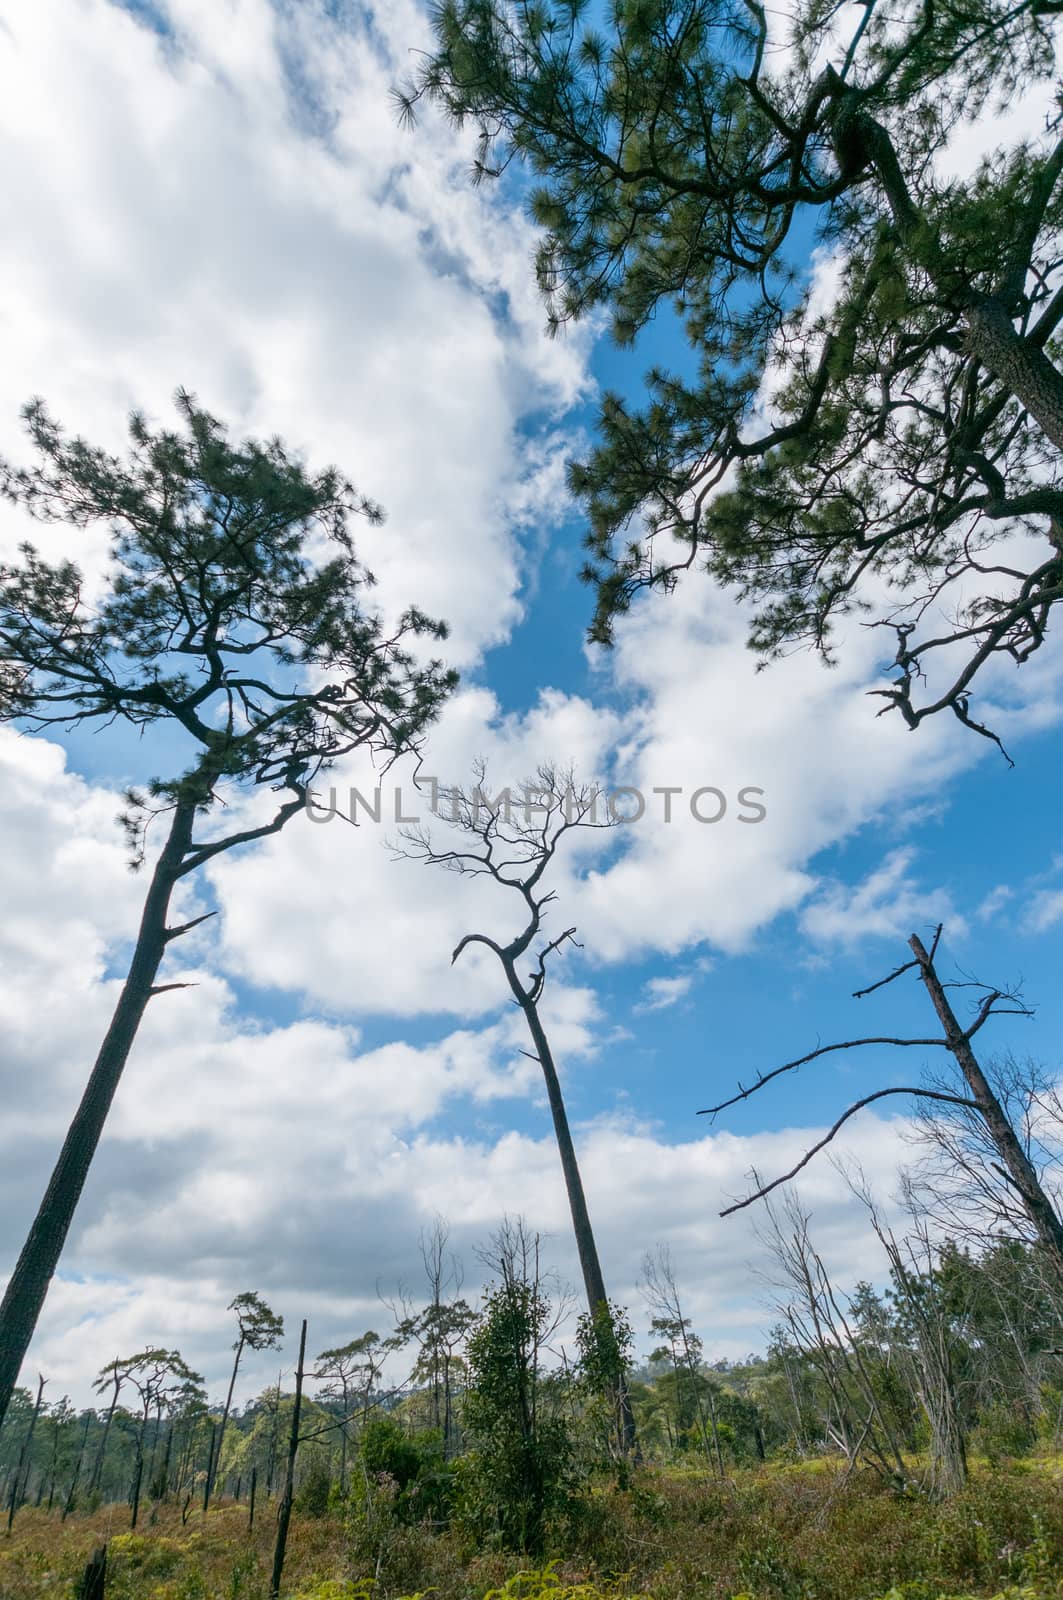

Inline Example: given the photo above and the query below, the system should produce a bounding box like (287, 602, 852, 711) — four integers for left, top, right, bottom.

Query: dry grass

(1, 1461, 1062, 1600)
(0, 1500, 347, 1599)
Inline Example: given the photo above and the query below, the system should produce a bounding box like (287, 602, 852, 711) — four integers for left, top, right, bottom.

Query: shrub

(481, 1562, 653, 1599)
(297, 1456, 336, 1519)
(353, 1419, 455, 1526)
(973, 1403, 1038, 1466)
(461, 1282, 578, 1553)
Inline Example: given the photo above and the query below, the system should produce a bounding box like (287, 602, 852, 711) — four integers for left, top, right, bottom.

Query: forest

(2, 0, 1063, 1594)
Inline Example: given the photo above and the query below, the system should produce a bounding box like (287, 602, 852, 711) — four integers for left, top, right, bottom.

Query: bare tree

(702, 927, 1063, 1286)
(848, 1174, 969, 1496)
(758, 1195, 911, 1486)
(907, 1051, 1063, 1253)
(399, 765, 636, 1451)
(640, 1246, 724, 1475)
(6, 1374, 45, 1529)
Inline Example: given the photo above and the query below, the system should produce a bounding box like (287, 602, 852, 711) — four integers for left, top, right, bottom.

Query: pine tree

(0, 392, 456, 1427)
(400, 0, 1063, 751)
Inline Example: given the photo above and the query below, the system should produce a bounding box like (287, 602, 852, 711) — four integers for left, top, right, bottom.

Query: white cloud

(25, 1084, 918, 1405)
(571, 581, 987, 964)
(799, 847, 962, 947)
(977, 884, 1015, 924)
(1025, 888, 1063, 934)
(0, 0, 592, 666)
(0, 725, 918, 1406)
(4, 0, 1062, 1419)
(635, 975, 694, 1013)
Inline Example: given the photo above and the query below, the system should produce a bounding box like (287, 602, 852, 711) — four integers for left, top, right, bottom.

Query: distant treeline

(2, 1215, 1062, 1540)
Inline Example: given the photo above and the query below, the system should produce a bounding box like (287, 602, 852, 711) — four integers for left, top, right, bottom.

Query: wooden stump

(75, 1544, 107, 1600)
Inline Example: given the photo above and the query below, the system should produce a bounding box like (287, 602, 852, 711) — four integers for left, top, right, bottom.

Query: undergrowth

(0, 1461, 1061, 1600)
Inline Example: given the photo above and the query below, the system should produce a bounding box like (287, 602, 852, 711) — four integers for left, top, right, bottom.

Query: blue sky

(0, 0, 1061, 1406)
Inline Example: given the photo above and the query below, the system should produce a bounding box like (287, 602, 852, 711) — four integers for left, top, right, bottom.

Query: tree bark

(207, 1332, 245, 1509)
(63, 1411, 92, 1520)
(202, 1423, 216, 1515)
(129, 1450, 143, 1530)
(910, 934, 1063, 1283)
(963, 296, 1063, 455)
(270, 1320, 306, 1600)
(75, 1545, 107, 1600)
(0, 800, 196, 1433)
(512, 977, 638, 1455)
(844, 97, 1063, 453)
(7, 1374, 45, 1529)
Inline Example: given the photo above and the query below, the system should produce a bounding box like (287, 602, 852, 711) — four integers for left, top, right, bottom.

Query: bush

(461, 1281, 578, 1554)
(481, 1563, 653, 1599)
(973, 1403, 1038, 1465)
(353, 1419, 455, 1526)
(296, 1456, 335, 1519)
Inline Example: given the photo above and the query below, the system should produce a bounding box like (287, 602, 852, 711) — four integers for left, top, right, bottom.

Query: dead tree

(75, 1545, 107, 1600)
(6, 1374, 46, 1529)
(908, 1051, 1063, 1259)
(858, 1187, 969, 1497)
(702, 927, 1063, 1286)
(759, 1196, 911, 1485)
(270, 1321, 307, 1600)
(399, 764, 637, 1452)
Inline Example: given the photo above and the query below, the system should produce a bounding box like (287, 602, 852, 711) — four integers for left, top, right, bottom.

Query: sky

(0, 0, 1061, 1412)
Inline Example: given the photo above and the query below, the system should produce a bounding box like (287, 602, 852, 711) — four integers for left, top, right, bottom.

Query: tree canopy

(0, 389, 457, 843)
(401, 0, 1063, 752)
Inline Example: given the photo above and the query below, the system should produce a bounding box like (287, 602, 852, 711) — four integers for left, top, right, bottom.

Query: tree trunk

(270, 1320, 306, 1600)
(129, 1451, 143, 1530)
(63, 1411, 92, 1520)
(207, 1332, 245, 1509)
(962, 297, 1063, 455)
(338, 1383, 349, 1494)
(144, 1406, 161, 1502)
(0, 800, 195, 1431)
(202, 1423, 216, 1515)
(7, 1374, 45, 1530)
(910, 934, 1063, 1283)
(75, 1545, 107, 1600)
(513, 978, 638, 1455)
(844, 97, 1063, 454)
(89, 1381, 121, 1499)
(155, 1418, 174, 1504)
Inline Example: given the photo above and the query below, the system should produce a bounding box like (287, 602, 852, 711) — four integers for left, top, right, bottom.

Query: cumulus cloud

(27, 1091, 918, 1405)
(799, 848, 962, 948)
(4, 0, 1062, 1415)
(1025, 889, 1063, 934)
(1, 726, 917, 1408)
(0, 0, 591, 666)
(635, 975, 694, 1014)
